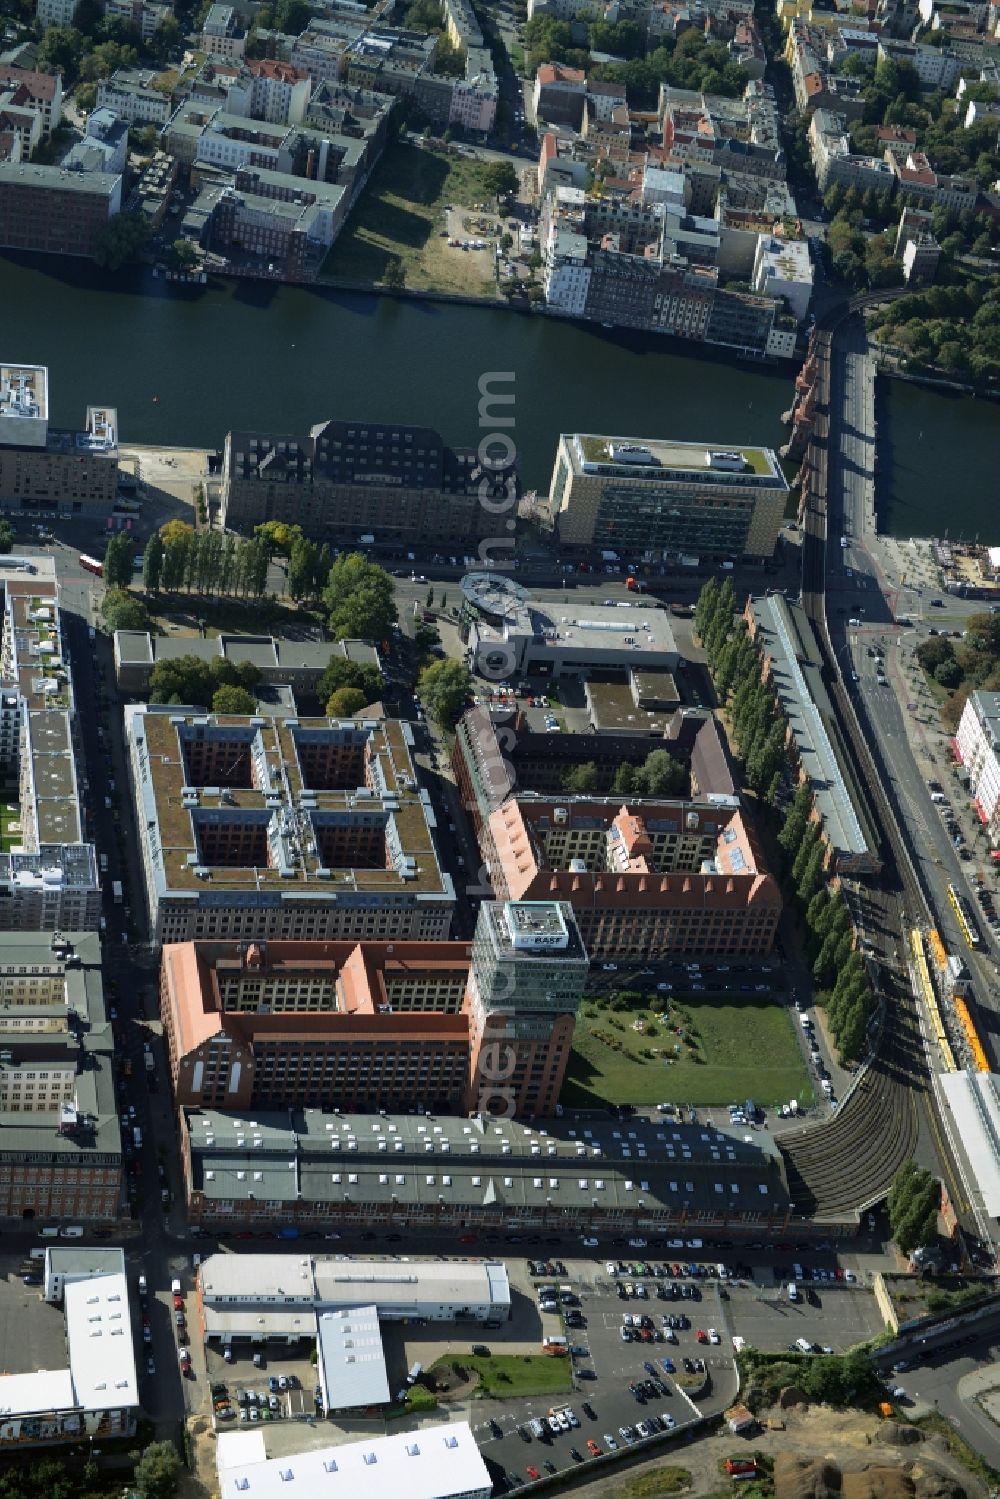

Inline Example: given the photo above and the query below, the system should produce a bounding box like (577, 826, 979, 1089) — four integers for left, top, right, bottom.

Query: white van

(61, 1226, 83, 1238)
(787, 1281, 799, 1302)
(795, 1337, 814, 1354)
(930, 792, 946, 803)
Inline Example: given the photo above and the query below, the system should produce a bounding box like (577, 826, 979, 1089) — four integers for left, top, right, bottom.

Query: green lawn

(322, 142, 500, 292)
(429, 1353, 572, 1399)
(561, 992, 814, 1110)
(0, 802, 20, 853)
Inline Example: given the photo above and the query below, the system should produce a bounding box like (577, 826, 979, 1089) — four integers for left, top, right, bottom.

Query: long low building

(182, 1108, 792, 1236)
(113, 631, 378, 694)
(745, 593, 879, 874)
(217, 1423, 492, 1499)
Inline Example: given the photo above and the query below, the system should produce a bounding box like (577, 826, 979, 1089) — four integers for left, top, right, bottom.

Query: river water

(2, 255, 995, 539)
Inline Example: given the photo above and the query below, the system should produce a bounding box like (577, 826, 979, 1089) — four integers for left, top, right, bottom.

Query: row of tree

(135, 523, 272, 600)
(561, 748, 686, 797)
(888, 1158, 940, 1254)
(696, 576, 787, 803)
(695, 579, 877, 1064)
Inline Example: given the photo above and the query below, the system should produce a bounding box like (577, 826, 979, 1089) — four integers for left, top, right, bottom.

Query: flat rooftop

(0, 362, 47, 425)
(571, 434, 785, 484)
(217, 1422, 492, 1499)
(316, 1305, 389, 1409)
(749, 594, 873, 867)
(586, 676, 678, 734)
(126, 708, 450, 900)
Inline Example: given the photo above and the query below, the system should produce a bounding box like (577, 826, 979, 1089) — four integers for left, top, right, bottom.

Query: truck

(600, 550, 619, 562)
(99, 854, 108, 874)
(133, 1126, 142, 1148)
(144, 1051, 155, 1074)
(112, 880, 123, 904)
(542, 1335, 568, 1354)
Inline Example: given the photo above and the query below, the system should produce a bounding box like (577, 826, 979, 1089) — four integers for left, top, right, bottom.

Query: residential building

(96, 69, 173, 126)
(954, 690, 1000, 844)
(0, 932, 122, 1221)
(159, 900, 586, 1120)
(0, 76, 44, 161)
(895, 206, 942, 281)
(218, 1424, 492, 1499)
(542, 219, 591, 317)
(533, 63, 587, 128)
(483, 794, 781, 960)
(103, 0, 171, 42)
(125, 707, 456, 944)
(808, 107, 896, 194)
(745, 593, 879, 874)
(0, 1256, 137, 1447)
(752, 234, 813, 321)
(63, 107, 129, 176)
(878, 37, 963, 88)
(197, 168, 348, 280)
(441, 0, 498, 131)
(544, 432, 788, 558)
(183, 1106, 792, 1234)
(201, 2, 247, 59)
(0, 65, 61, 135)
(36, 0, 79, 26)
(219, 417, 517, 543)
(890, 149, 979, 214)
(113, 630, 377, 695)
(0, 365, 118, 520)
(246, 56, 312, 123)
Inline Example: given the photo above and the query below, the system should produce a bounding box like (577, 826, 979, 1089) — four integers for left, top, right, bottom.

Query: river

(2, 255, 995, 539)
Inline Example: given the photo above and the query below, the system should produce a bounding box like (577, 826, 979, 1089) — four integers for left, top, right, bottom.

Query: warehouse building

(182, 1108, 791, 1236)
(217, 1422, 492, 1499)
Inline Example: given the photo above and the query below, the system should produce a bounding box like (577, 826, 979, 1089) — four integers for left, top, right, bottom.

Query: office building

(484, 795, 781, 960)
(0, 931, 122, 1221)
(113, 629, 378, 695)
(0, 161, 121, 258)
(955, 691, 1000, 847)
(220, 418, 517, 543)
(218, 1422, 492, 1499)
(0, 1255, 137, 1449)
(0, 563, 101, 930)
(745, 593, 878, 874)
(182, 1107, 792, 1234)
(0, 367, 118, 518)
(159, 899, 586, 1120)
(544, 433, 788, 559)
(466, 900, 588, 1119)
(125, 707, 456, 944)
(459, 571, 680, 681)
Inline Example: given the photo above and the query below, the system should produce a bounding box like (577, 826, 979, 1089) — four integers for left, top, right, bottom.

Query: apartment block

(0, 364, 118, 518)
(0, 931, 122, 1221)
(483, 794, 781, 960)
(808, 108, 896, 194)
(201, 2, 247, 59)
(889, 149, 979, 214)
(533, 63, 587, 127)
(96, 69, 173, 126)
(545, 432, 788, 558)
(126, 707, 456, 944)
(160, 900, 587, 1119)
(955, 690, 1000, 845)
(0, 65, 62, 135)
(877, 37, 963, 88)
(752, 234, 813, 322)
(36, 0, 79, 26)
(220, 417, 516, 543)
(103, 0, 171, 42)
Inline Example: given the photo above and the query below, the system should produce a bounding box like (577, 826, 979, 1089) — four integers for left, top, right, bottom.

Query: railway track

(776, 319, 947, 1219)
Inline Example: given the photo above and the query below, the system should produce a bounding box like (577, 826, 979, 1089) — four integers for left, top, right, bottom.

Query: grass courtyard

(561, 991, 815, 1111)
(0, 802, 20, 853)
(322, 142, 503, 294)
(428, 1353, 573, 1400)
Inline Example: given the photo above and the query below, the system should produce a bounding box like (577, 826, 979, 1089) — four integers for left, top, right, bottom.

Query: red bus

(79, 554, 103, 577)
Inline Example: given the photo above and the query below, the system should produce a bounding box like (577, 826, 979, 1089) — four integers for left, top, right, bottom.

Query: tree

(564, 761, 600, 793)
(484, 161, 519, 199)
(92, 213, 150, 270)
(38, 24, 84, 76)
(888, 1158, 939, 1253)
(212, 685, 257, 714)
(323, 553, 397, 642)
(288, 537, 319, 600)
(275, 0, 313, 29)
(101, 588, 148, 632)
(418, 659, 472, 728)
(779, 782, 814, 861)
(934, 658, 963, 689)
(149, 11, 180, 58)
(135, 1440, 183, 1499)
(633, 748, 686, 796)
(426, 586, 435, 608)
(254, 521, 303, 559)
(326, 686, 368, 717)
(612, 763, 637, 795)
(382, 258, 407, 290)
(0, 520, 12, 555)
(103, 531, 135, 589)
(160, 519, 195, 547)
(315, 656, 383, 707)
(168, 238, 199, 273)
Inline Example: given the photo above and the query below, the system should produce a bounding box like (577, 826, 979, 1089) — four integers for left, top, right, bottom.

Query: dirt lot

(323, 141, 518, 295)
